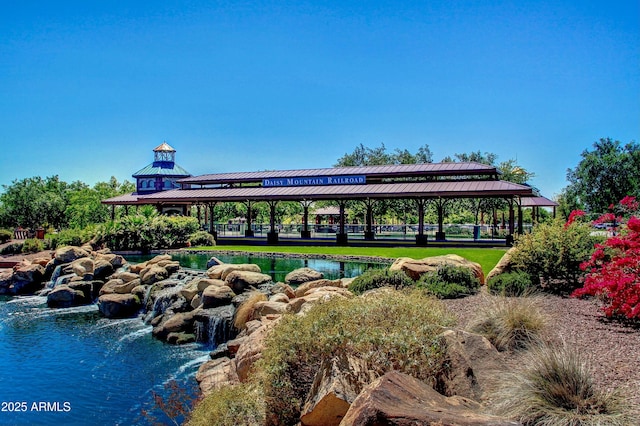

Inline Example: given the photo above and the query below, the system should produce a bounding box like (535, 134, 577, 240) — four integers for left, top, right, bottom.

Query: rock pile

(195, 257, 518, 425)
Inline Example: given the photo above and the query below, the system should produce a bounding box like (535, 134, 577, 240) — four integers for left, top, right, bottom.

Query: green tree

(565, 138, 640, 213)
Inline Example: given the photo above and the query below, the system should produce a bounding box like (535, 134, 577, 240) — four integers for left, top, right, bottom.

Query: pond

(0, 252, 384, 425)
(128, 251, 387, 283)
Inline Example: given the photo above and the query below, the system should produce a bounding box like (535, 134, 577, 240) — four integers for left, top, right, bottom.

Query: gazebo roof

(154, 141, 176, 152)
(132, 162, 191, 178)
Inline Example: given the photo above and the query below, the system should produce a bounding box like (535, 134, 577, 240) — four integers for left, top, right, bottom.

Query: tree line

(0, 138, 637, 234)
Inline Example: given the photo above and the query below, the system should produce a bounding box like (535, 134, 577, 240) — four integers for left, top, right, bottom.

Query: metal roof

(520, 196, 559, 207)
(103, 180, 532, 205)
(154, 141, 176, 152)
(178, 162, 499, 185)
(132, 162, 191, 178)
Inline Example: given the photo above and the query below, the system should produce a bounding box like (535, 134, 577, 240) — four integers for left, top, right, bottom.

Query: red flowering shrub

(565, 209, 586, 228)
(572, 198, 640, 320)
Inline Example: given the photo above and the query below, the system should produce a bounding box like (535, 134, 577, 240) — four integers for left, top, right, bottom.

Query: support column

(415, 198, 428, 246)
(207, 202, 217, 240)
(267, 200, 279, 244)
(111, 205, 116, 221)
(336, 201, 348, 245)
(435, 199, 447, 241)
(244, 201, 254, 237)
(517, 201, 524, 235)
(300, 200, 312, 238)
(363, 199, 376, 240)
(506, 198, 515, 246)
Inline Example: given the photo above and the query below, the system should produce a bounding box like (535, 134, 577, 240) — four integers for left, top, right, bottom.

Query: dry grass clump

(234, 291, 268, 330)
(468, 295, 548, 351)
(187, 383, 265, 426)
(254, 289, 456, 425)
(494, 342, 636, 425)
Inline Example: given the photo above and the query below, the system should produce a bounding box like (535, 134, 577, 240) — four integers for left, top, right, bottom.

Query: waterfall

(193, 305, 236, 349)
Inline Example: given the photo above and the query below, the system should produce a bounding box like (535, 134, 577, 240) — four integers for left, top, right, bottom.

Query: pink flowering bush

(573, 197, 640, 320)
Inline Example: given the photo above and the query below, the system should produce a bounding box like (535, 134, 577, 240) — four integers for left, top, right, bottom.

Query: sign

(262, 175, 366, 187)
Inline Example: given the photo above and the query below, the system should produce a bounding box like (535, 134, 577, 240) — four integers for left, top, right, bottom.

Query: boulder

(202, 285, 236, 309)
(207, 263, 261, 280)
(152, 309, 201, 341)
(437, 329, 503, 402)
(196, 278, 227, 292)
(31, 256, 53, 268)
(179, 280, 200, 302)
(340, 371, 519, 426)
(54, 246, 90, 264)
(269, 293, 290, 304)
(390, 254, 485, 284)
(100, 278, 141, 295)
(301, 355, 377, 426)
(294, 279, 344, 298)
(196, 357, 240, 396)
(5, 264, 46, 295)
(98, 293, 142, 318)
(225, 270, 272, 294)
(252, 300, 288, 319)
(271, 282, 296, 299)
(140, 265, 169, 286)
(71, 257, 95, 278)
(147, 254, 173, 265)
(92, 259, 115, 281)
(206, 256, 224, 268)
(486, 248, 516, 283)
(285, 267, 324, 286)
(116, 271, 140, 283)
(235, 317, 280, 382)
(47, 285, 87, 308)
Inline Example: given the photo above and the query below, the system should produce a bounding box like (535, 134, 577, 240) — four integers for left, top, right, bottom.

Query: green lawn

(189, 245, 507, 276)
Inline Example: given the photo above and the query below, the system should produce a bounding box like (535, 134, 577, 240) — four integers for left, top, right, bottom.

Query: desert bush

(347, 268, 414, 294)
(487, 271, 534, 297)
(509, 219, 600, 294)
(188, 383, 265, 426)
(469, 296, 548, 351)
(188, 231, 216, 247)
(0, 229, 12, 243)
(234, 292, 268, 330)
(254, 289, 455, 425)
(494, 342, 635, 425)
(22, 238, 44, 253)
(416, 264, 481, 299)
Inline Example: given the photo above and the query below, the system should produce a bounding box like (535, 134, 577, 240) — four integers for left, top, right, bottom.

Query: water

(139, 252, 385, 282)
(0, 254, 384, 425)
(0, 295, 205, 426)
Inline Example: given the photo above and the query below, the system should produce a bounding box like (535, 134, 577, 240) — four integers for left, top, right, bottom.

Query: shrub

(469, 296, 547, 351)
(487, 271, 534, 297)
(22, 238, 44, 253)
(0, 242, 22, 255)
(46, 227, 94, 249)
(255, 290, 455, 425)
(187, 383, 265, 426)
(234, 292, 268, 330)
(509, 219, 601, 294)
(494, 343, 635, 425)
(188, 231, 216, 247)
(416, 264, 480, 299)
(348, 268, 414, 294)
(0, 229, 12, 243)
(573, 215, 640, 320)
(94, 214, 201, 251)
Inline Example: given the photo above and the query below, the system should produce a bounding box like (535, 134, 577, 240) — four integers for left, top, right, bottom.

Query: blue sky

(1, 0, 638, 198)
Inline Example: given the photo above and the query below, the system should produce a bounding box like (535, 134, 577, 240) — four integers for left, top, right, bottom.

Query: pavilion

(103, 148, 556, 246)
